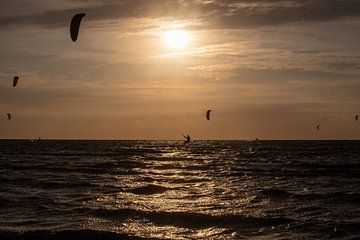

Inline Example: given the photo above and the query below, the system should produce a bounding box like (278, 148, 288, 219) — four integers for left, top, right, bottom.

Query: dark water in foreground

(0, 140, 360, 239)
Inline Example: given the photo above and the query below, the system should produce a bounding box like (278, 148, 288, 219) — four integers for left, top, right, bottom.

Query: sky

(0, 0, 360, 140)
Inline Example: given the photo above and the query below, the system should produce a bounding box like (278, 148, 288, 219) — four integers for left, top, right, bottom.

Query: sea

(0, 140, 359, 239)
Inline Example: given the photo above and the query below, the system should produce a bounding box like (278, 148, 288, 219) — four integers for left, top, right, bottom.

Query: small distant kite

(316, 124, 320, 130)
(355, 115, 359, 121)
(206, 110, 212, 120)
(6, 113, 11, 120)
(13, 76, 19, 87)
(70, 13, 86, 42)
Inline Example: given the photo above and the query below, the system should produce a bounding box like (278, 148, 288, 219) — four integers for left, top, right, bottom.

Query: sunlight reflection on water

(1, 140, 360, 239)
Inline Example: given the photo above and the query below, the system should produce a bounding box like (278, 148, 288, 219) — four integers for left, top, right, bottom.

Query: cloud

(0, 0, 198, 29)
(207, 0, 360, 28)
(1, 0, 360, 29)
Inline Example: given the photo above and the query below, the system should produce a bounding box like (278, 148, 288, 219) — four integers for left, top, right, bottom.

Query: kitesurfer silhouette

(183, 135, 191, 144)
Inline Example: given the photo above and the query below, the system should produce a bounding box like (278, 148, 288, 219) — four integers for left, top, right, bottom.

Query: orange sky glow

(1, 0, 360, 140)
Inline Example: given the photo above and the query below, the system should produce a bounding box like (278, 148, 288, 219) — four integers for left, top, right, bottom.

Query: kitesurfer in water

(183, 135, 191, 144)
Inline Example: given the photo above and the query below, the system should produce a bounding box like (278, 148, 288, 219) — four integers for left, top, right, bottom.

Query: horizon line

(0, 138, 359, 141)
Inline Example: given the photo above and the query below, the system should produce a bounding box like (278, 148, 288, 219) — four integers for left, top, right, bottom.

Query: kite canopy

(206, 110, 212, 120)
(70, 13, 86, 42)
(13, 76, 19, 87)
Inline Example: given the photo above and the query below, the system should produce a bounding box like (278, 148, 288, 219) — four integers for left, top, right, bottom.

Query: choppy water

(0, 140, 360, 239)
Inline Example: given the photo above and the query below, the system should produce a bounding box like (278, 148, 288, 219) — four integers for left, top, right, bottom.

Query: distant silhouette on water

(13, 76, 19, 87)
(183, 135, 191, 144)
(316, 124, 320, 130)
(356, 115, 359, 121)
(70, 13, 86, 42)
(6, 113, 11, 120)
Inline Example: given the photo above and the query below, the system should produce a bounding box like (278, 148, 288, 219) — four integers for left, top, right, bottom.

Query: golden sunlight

(164, 30, 190, 49)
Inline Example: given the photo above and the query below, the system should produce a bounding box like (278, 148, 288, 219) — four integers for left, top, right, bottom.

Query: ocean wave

(294, 206, 325, 213)
(1, 163, 139, 176)
(292, 192, 360, 203)
(255, 188, 360, 204)
(127, 184, 170, 195)
(0, 229, 159, 240)
(257, 189, 293, 199)
(0, 176, 117, 191)
(291, 220, 360, 239)
(86, 208, 293, 229)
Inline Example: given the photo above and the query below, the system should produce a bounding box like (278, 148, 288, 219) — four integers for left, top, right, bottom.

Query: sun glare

(164, 30, 190, 49)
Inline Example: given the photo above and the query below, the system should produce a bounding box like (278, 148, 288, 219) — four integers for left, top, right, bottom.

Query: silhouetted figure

(13, 76, 19, 87)
(316, 124, 320, 130)
(183, 135, 191, 144)
(206, 110, 212, 120)
(6, 113, 11, 120)
(355, 115, 359, 121)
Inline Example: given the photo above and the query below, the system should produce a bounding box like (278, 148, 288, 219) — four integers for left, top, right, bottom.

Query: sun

(164, 30, 190, 49)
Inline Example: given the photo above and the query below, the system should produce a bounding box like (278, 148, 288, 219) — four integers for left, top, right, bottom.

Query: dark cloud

(0, 0, 360, 29)
(209, 0, 360, 28)
(0, 0, 199, 29)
